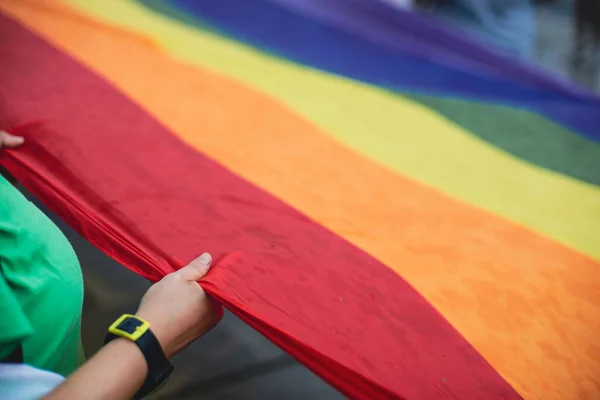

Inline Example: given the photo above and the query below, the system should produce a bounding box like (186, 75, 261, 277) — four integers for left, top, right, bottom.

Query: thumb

(0, 131, 25, 149)
(176, 253, 212, 281)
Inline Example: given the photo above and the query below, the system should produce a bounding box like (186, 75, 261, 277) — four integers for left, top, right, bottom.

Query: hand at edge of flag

(0, 130, 24, 149)
(135, 253, 222, 358)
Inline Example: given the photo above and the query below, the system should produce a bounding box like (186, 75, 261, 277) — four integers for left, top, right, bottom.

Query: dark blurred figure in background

(408, 0, 599, 89)
(571, 0, 600, 86)
(574, 0, 600, 57)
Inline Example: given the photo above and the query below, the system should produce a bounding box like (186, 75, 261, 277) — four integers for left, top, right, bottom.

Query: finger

(0, 131, 24, 149)
(176, 252, 212, 281)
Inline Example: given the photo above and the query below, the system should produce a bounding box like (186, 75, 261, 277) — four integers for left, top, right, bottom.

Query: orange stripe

(4, 1, 599, 398)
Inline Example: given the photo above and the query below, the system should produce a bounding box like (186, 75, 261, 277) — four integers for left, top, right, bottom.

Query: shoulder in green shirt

(0, 174, 84, 376)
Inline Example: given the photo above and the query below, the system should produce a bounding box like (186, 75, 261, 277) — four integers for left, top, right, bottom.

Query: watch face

(117, 317, 144, 335)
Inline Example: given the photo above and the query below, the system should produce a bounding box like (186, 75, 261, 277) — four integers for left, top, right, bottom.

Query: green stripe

(405, 93, 600, 187)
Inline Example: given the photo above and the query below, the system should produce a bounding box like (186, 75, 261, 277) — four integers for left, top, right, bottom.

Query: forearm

(42, 339, 147, 400)
(41, 253, 219, 399)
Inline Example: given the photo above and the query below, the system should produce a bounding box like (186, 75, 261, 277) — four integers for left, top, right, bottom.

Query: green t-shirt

(0, 174, 84, 376)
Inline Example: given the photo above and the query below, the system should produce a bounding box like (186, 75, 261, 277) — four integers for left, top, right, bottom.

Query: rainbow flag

(1, 1, 599, 399)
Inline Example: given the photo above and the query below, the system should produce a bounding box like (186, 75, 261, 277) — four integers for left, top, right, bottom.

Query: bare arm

(42, 253, 221, 400)
(1, 131, 221, 399)
(43, 338, 147, 400)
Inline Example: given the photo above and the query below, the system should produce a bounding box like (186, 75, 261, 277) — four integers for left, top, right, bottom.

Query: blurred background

(394, 0, 599, 92)
(26, 0, 599, 399)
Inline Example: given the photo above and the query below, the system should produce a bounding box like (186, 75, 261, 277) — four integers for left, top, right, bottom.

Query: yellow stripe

(63, 0, 600, 260)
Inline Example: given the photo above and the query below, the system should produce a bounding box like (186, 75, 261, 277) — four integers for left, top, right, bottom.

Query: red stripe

(0, 15, 521, 400)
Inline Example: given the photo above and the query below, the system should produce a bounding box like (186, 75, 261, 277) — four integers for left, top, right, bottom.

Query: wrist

(105, 314, 175, 399)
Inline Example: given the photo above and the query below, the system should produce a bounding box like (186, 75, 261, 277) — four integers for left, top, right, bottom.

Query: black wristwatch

(104, 314, 174, 399)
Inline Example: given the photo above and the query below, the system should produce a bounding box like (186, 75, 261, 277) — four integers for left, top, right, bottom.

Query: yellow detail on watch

(108, 314, 150, 342)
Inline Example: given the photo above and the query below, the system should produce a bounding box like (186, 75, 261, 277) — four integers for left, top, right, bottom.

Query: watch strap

(104, 315, 173, 399)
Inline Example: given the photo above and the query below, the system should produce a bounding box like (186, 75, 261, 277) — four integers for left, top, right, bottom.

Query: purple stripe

(270, 0, 600, 103)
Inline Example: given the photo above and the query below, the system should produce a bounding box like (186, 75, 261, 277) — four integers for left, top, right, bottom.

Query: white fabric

(0, 364, 64, 400)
